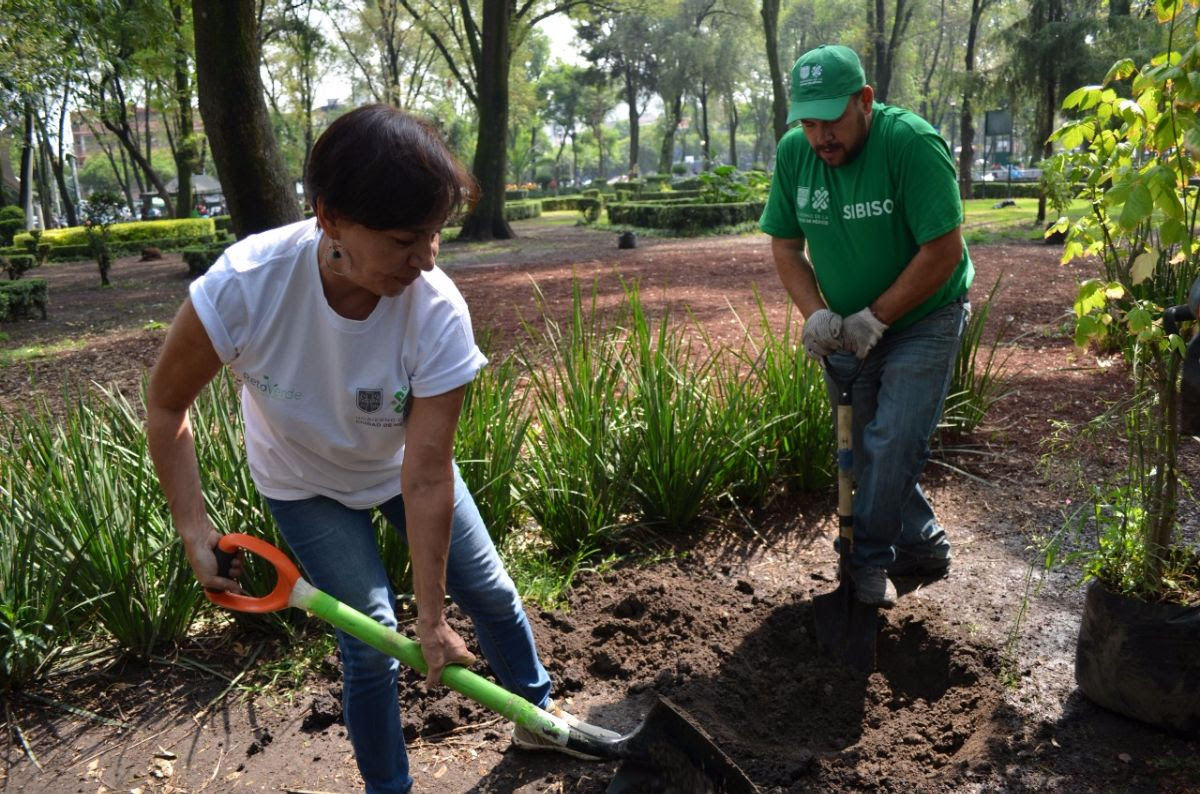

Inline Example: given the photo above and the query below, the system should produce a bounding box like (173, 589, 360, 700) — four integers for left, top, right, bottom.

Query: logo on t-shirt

(391, 385, 411, 414)
(812, 188, 830, 211)
(796, 186, 810, 209)
(357, 388, 383, 413)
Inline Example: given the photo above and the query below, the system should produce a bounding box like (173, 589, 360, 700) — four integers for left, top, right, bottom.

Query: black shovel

(208, 534, 757, 793)
(811, 357, 878, 673)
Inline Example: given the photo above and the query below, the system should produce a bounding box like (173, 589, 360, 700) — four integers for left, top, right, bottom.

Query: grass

(0, 338, 89, 366)
(961, 197, 1090, 246)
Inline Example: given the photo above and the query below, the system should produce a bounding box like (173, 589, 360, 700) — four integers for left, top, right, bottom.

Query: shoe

(888, 544, 952, 578)
(511, 698, 621, 761)
(849, 566, 897, 608)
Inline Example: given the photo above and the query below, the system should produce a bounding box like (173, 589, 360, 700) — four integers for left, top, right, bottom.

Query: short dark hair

(304, 104, 477, 230)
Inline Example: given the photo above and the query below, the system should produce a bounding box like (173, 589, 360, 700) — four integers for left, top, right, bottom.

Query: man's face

(800, 88, 874, 168)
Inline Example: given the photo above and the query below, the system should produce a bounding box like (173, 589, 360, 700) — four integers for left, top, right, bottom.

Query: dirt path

(2, 219, 1198, 793)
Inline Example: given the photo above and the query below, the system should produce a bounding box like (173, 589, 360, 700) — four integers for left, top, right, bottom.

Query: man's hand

(416, 616, 478, 688)
(841, 307, 889, 359)
(802, 309, 843, 359)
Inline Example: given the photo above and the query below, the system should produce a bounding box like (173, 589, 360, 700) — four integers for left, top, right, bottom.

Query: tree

(760, 0, 788, 143)
(955, 0, 996, 201)
(578, 5, 657, 176)
(400, 0, 615, 241)
(192, 0, 300, 238)
(865, 0, 917, 102)
(540, 62, 585, 185)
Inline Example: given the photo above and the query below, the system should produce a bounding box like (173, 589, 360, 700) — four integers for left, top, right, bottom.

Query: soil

(2, 219, 1198, 794)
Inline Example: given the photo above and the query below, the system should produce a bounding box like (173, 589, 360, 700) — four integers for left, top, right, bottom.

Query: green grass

(0, 339, 89, 366)
(961, 197, 1090, 245)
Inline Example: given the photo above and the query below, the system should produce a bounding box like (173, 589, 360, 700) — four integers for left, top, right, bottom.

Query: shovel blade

(607, 697, 757, 794)
(812, 581, 878, 674)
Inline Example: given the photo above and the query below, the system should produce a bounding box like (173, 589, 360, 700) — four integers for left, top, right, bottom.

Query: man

(760, 44, 974, 608)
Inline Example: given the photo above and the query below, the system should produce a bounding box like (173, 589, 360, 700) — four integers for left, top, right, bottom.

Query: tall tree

(865, 0, 916, 102)
(193, 0, 300, 237)
(760, 0, 788, 143)
(955, 0, 995, 201)
(400, 0, 612, 240)
(578, 6, 657, 176)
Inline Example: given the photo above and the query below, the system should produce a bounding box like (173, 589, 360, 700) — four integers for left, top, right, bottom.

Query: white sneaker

(511, 698, 621, 761)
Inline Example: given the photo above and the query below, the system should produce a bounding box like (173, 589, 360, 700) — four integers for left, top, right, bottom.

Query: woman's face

(324, 217, 442, 298)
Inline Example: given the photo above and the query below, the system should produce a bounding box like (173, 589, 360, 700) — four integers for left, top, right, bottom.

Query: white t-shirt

(189, 219, 487, 508)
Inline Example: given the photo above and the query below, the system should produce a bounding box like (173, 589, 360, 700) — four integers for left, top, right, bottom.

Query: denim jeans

(266, 467, 552, 794)
(824, 297, 969, 570)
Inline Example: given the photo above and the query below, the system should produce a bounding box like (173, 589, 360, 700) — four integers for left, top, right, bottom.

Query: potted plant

(1043, 0, 1200, 735)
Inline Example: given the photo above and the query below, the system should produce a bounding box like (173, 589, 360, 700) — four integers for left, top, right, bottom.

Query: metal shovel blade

(812, 578, 878, 674)
(607, 697, 758, 794)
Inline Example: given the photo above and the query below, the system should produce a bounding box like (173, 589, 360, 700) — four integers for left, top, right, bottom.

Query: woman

(146, 104, 614, 794)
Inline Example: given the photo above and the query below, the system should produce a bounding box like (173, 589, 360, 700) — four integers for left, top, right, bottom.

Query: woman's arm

(401, 384, 478, 686)
(146, 297, 242, 591)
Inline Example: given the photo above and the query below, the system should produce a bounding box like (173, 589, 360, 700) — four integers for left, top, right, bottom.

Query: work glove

(802, 309, 843, 359)
(841, 307, 888, 359)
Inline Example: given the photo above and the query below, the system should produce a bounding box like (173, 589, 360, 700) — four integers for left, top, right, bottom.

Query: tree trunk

(760, 0, 789, 143)
(699, 83, 712, 170)
(658, 94, 683, 175)
(19, 102, 34, 226)
(728, 97, 739, 169)
(459, 0, 514, 241)
(957, 0, 986, 201)
(624, 68, 640, 176)
(193, 0, 300, 238)
(171, 0, 194, 220)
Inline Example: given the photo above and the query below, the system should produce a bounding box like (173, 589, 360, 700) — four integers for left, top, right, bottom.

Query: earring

(331, 242, 343, 260)
(322, 235, 352, 276)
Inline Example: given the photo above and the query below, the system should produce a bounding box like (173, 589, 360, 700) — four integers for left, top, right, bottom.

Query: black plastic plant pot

(1075, 580, 1200, 735)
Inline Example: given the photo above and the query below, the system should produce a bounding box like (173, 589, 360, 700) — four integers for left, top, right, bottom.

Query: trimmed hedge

(0, 278, 48, 321)
(0, 206, 24, 247)
(505, 189, 529, 200)
(14, 217, 217, 249)
(182, 241, 233, 278)
(606, 201, 766, 232)
(2, 253, 36, 280)
(541, 195, 586, 211)
(504, 200, 542, 221)
(970, 182, 1042, 200)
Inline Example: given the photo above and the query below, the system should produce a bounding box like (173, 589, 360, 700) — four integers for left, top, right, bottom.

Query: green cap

(786, 45, 866, 124)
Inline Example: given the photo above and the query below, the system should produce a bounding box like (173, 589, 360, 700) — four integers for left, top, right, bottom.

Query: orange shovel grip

(204, 533, 301, 613)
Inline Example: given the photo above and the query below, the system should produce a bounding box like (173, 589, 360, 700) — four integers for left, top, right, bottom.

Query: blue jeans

(825, 297, 969, 570)
(266, 467, 552, 794)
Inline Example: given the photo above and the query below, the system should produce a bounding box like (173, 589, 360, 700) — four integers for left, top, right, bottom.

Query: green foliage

(1044, 1, 1200, 597)
(0, 206, 24, 247)
(504, 200, 542, 222)
(941, 276, 1016, 434)
(606, 200, 765, 233)
(14, 218, 217, 249)
(695, 166, 770, 204)
(2, 254, 36, 281)
(577, 197, 603, 224)
(0, 279, 48, 322)
(455, 343, 531, 548)
(181, 242, 231, 278)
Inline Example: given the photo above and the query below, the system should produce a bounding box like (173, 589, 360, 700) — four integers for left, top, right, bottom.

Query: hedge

(541, 195, 587, 211)
(2, 253, 36, 280)
(0, 278, 48, 322)
(504, 200, 542, 221)
(969, 182, 1043, 200)
(182, 241, 233, 278)
(606, 201, 766, 232)
(14, 217, 217, 249)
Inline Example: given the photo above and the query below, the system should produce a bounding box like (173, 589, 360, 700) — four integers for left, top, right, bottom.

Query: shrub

(606, 200, 765, 232)
(0, 279, 48, 322)
(14, 217, 217, 250)
(505, 189, 529, 200)
(970, 183, 1042, 200)
(577, 197, 602, 224)
(0, 206, 24, 247)
(541, 196, 585, 212)
(2, 254, 35, 281)
(504, 200, 542, 222)
(696, 166, 770, 204)
(182, 242, 231, 278)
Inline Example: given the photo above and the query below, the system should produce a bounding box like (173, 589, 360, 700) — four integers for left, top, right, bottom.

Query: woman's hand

(416, 615, 477, 688)
(182, 523, 245, 594)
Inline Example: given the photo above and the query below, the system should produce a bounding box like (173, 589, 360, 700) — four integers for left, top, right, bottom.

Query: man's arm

(869, 226, 964, 326)
(401, 385, 478, 687)
(771, 235, 826, 318)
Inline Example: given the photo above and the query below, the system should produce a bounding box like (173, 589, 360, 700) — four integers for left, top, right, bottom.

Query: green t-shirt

(759, 102, 973, 330)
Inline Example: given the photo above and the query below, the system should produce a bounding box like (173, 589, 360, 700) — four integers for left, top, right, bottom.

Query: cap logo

(797, 64, 822, 85)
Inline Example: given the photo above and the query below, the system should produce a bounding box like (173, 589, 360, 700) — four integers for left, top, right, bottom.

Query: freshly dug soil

(1, 219, 1198, 793)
